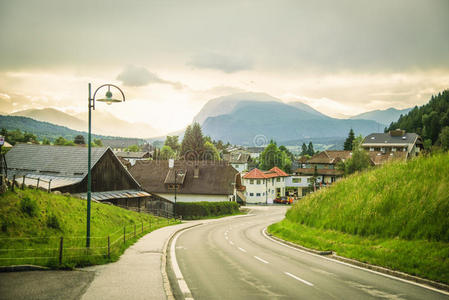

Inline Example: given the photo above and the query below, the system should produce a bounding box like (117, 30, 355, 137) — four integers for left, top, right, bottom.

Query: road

(173, 206, 448, 300)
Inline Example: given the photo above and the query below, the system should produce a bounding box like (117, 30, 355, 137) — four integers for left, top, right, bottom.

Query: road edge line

(263, 227, 449, 295)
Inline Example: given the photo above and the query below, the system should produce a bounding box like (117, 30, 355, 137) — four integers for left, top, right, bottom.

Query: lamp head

(97, 88, 122, 105)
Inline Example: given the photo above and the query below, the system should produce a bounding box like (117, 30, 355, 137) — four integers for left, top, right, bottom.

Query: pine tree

(301, 143, 307, 156)
(180, 122, 205, 160)
(307, 142, 314, 156)
(344, 129, 355, 150)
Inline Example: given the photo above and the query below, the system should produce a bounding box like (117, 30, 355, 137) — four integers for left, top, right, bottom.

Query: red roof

(243, 168, 267, 179)
(243, 166, 288, 179)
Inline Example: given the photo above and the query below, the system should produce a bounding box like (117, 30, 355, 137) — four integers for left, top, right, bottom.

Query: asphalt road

(174, 206, 449, 300)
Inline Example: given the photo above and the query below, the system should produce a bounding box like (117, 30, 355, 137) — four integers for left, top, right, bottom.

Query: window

(256, 193, 261, 196)
(250, 193, 254, 196)
(250, 179, 254, 184)
(272, 178, 274, 184)
(256, 180, 261, 184)
(272, 190, 274, 194)
(276, 178, 280, 182)
(392, 147, 396, 152)
(292, 178, 300, 183)
(369, 147, 374, 151)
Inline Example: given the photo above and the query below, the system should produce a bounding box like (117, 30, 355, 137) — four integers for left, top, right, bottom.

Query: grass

(268, 152, 449, 284)
(0, 188, 179, 268)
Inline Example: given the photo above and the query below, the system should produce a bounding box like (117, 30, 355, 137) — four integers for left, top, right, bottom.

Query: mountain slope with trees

(387, 90, 449, 150)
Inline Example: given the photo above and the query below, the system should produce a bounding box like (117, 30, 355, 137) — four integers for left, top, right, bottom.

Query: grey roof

(5, 144, 107, 177)
(114, 151, 150, 159)
(101, 139, 143, 149)
(362, 132, 421, 146)
(18, 174, 84, 189)
(223, 153, 250, 164)
(73, 189, 150, 201)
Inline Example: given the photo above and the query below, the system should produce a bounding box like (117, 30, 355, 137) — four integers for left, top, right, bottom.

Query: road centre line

(284, 272, 314, 286)
(238, 247, 247, 252)
(254, 256, 269, 264)
(229, 241, 234, 245)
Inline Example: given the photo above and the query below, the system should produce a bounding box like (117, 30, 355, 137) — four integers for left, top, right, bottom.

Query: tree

(125, 145, 140, 152)
(307, 142, 315, 156)
(203, 141, 220, 160)
(74, 135, 85, 145)
(54, 136, 68, 145)
(180, 122, 205, 160)
(160, 145, 175, 160)
(439, 126, 449, 151)
(93, 139, 103, 147)
(164, 136, 180, 153)
(259, 140, 280, 170)
(301, 143, 308, 156)
(42, 138, 51, 145)
(342, 135, 371, 175)
(344, 129, 355, 150)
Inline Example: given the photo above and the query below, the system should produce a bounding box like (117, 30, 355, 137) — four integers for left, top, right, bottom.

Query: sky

(1, 0, 449, 135)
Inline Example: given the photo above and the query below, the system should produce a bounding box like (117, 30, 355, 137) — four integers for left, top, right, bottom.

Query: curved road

(173, 206, 448, 300)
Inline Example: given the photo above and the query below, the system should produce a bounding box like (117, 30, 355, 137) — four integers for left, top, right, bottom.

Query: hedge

(175, 201, 240, 219)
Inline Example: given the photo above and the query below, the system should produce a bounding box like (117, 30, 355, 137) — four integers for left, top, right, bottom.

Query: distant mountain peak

(350, 107, 412, 126)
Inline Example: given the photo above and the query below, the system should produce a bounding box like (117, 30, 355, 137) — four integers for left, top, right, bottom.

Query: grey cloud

(116, 65, 184, 89)
(188, 53, 253, 73)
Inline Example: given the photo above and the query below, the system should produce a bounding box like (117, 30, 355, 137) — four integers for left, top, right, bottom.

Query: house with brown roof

(5, 144, 155, 212)
(294, 150, 352, 189)
(129, 160, 246, 203)
(242, 166, 289, 204)
(361, 129, 423, 165)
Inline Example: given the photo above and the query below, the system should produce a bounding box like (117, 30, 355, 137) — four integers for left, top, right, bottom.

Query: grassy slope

(269, 153, 449, 284)
(0, 189, 176, 267)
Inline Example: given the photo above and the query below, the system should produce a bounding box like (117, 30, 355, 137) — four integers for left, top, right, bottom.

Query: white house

(242, 167, 288, 204)
(223, 152, 250, 173)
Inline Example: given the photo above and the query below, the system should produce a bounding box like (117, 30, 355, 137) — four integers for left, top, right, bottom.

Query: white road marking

(225, 236, 229, 240)
(254, 256, 269, 264)
(262, 228, 449, 296)
(229, 241, 234, 245)
(284, 272, 314, 286)
(238, 247, 247, 253)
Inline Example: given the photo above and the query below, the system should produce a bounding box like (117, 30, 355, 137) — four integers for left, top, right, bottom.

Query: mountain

(193, 92, 282, 124)
(9, 108, 160, 138)
(10, 108, 86, 130)
(287, 102, 329, 118)
(350, 107, 412, 126)
(201, 100, 383, 145)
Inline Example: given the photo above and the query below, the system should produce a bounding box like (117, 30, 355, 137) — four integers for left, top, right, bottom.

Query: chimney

(194, 165, 199, 178)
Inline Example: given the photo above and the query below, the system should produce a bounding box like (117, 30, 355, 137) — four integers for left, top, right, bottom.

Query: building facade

(242, 167, 288, 204)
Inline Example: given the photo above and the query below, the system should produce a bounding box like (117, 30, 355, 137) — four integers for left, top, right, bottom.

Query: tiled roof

(307, 150, 351, 164)
(114, 151, 150, 159)
(362, 132, 421, 146)
(223, 152, 250, 164)
(101, 139, 144, 148)
(6, 144, 107, 177)
(243, 166, 288, 179)
(368, 151, 408, 165)
(129, 160, 239, 196)
(294, 168, 344, 176)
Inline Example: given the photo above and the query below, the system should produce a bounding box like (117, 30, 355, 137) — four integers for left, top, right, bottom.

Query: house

(223, 152, 250, 173)
(101, 139, 146, 151)
(114, 151, 151, 166)
(242, 166, 289, 204)
(245, 147, 265, 159)
(129, 160, 246, 203)
(4, 144, 164, 213)
(293, 150, 352, 190)
(361, 129, 423, 165)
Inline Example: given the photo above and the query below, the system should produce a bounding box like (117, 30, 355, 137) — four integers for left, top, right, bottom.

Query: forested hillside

(387, 90, 449, 147)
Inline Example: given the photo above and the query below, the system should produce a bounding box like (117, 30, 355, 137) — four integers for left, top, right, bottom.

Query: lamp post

(86, 83, 125, 248)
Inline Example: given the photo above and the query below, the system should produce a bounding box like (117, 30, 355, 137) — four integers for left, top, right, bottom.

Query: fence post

(134, 224, 136, 237)
(59, 237, 64, 265)
(123, 226, 126, 244)
(22, 175, 25, 190)
(141, 222, 143, 233)
(107, 236, 110, 259)
(48, 179, 52, 193)
(36, 178, 40, 189)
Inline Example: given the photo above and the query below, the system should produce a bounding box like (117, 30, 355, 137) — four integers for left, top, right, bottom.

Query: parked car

(274, 196, 289, 204)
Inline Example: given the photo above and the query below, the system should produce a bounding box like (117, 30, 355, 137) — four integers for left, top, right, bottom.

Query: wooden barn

(5, 144, 173, 215)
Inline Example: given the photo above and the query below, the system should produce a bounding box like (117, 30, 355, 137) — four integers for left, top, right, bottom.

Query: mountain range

(9, 108, 160, 138)
(350, 107, 413, 126)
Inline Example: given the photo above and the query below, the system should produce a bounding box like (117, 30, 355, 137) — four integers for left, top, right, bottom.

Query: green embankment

(0, 189, 178, 268)
(269, 152, 449, 284)
(175, 201, 241, 220)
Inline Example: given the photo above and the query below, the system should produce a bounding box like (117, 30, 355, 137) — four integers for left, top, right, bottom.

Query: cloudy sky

(1, 0, 448, 135)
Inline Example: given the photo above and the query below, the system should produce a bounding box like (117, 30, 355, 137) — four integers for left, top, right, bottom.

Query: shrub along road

(172, 206, 448, 300)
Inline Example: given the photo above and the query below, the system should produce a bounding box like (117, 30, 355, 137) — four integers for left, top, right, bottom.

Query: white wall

(231, 163, 248, 172)
(155, 193, 231, 203)
(243, 177, 287, 204)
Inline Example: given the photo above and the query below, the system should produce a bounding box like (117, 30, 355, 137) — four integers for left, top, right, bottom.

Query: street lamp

(86, 83, 125, 248)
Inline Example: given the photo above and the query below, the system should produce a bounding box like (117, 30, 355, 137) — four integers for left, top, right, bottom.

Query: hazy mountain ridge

(350, 107, 412, 126)
(9, 108, 160, 138)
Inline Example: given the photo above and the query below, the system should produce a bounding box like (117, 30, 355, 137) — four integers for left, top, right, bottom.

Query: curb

(265, 229, 449, 293)
(0, 265, 50, 272)
(162, 222, 203, 300)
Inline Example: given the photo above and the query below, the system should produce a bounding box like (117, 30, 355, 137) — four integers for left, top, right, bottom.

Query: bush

(20, 196, 38, 217)
(47, 214, 61, 230)
(175, 201, 239, 219)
